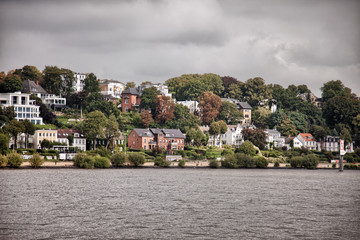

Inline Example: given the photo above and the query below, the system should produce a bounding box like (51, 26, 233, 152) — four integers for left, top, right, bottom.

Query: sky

(0, 0, 359, 96)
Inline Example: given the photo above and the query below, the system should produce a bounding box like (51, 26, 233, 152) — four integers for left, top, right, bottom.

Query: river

(0, 169, 359, 239)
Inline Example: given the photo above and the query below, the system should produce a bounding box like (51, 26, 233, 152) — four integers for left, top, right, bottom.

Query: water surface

(0, 169, 359, 239)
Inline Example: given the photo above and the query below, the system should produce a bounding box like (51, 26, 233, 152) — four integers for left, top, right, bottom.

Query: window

(125, 99, 128, 104)
(144, 139, 147, 143)
(17, 113, 22, 118)
(144, 145, 146, 150)
(12, 96, 18, 105)
(21, 97, 26, 105)
(39, 133, 42, 136)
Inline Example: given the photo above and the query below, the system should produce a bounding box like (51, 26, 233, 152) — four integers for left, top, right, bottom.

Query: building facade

(296, 133, 317, 150)
(176, 100, 199, 113)
(265, 129, 285, 149)
(57, 129, 87, 151)
(121, 88, 141, 112)
(32, 129, 58, 149)
(99, 79, 125, 98)
(0, 92, 43, 125)
(128, 128, 185, 151)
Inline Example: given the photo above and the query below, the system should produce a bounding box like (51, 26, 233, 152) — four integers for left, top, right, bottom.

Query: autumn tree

(242, 128, 267, 150)
(140, 110, 154, 128)
(198, 92, 222, 125)
(82, 111, 106, 150)
(154, 96, 175, 124)
(125, 82, 136, 90)
(221, 76, 238, 97)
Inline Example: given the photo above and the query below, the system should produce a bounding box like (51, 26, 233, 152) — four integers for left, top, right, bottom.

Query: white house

(0, 92, 43, 125)
(317, 135, 354, 153)
(265, 129, 285, 149)
(57, 129, 87, 151)
(99, 79, 125, 98)
(177, 100, 199, 113)
(296, 133, 317, 150)
(73, 72, 87, 92)
(200, 124, 243, 147)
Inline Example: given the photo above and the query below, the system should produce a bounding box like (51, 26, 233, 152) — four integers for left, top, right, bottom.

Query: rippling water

(0, 169, 359, 239)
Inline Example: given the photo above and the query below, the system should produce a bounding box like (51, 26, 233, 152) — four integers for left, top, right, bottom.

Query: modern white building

(200, 124, 244, 147)
(0, 92, 43, 125)
(99, 79, 125, 98)
(176, 100, 199, 113)
(265, 129, 285, 149)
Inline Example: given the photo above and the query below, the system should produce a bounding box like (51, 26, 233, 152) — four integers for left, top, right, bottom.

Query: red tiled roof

(299, 133, 316, 141)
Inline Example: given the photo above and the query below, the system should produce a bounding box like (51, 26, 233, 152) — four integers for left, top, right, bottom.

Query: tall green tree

(19, 65, 42, 81)
(278, 114, 298, 137)
(104, 114, 120, 150)
(82, 111, 107, 150)
(2, 75, 22, 93)
(217, 101, 243, 124)
(4, 120, 25, 152)
(252, 107, 271, 129)
(60, 68, 76, 98)
(42, 66, 63, 95)
(321, 80, 351, 102)
(23, 119, 35, 149)
(83, 73, 100, 93)
(139, 87, 159, 112)
(209, 121, 221, 146)
(166, 104, 200, 132)
(242, 77, 272, 107)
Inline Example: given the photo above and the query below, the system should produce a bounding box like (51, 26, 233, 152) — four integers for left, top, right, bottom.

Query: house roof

(122, 88, 139, 95)
(266, 129, 281, 135)
(285, 137, 294, 144)
(161, 129, 185, 139)
(238, 102, 252, 109)
(21, 80, 47, 94)
(57, 129, 85, 138)
(149, 128, 162, 135)
(133, 128, 154, 137)
(99, 79, 125, 85)
(299, 133, 316, 141)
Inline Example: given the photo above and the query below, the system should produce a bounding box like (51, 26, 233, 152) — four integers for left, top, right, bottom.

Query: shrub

(290, 156, 303, 168)
(128, 153, 145, 167)
(236, 153, 255, 168)
(236, 141, 256, 156)
(209, 159, 220, 168)
(154, 156, 170, 167)
(344, 153, 360, 163)
(73, 153, 95, 169)
(178, 159, 186, 168)
(92, 147, 112, 158)
(0, 154, 8, 167)
(29, 153, 44, 168)
(221, 155, 238, 168)
(255, 157, 268, 168)
(302, 155, 319, 169)
(344, 164, 358, 169)
(7, 153, 23, 168)
(274, 161, 280, 168)
(94, 156, 111, 168)
(332, 162, 337, 168)
(110, 152, 126, 167)
(221, 149, 233, 156)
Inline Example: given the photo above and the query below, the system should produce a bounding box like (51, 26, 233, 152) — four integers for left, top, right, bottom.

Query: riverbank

(15, 161, 344, 169)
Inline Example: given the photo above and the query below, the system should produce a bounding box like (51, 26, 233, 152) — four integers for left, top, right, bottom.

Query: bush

(274, 161, 280, 168)
(73, 153, 95, 169)
(128, 153, 145, 167)
(255, 157, 268, 168)
(110, 152, 126, 167)
(332, 162, 337, 168)
(0, 154, 8, 167)
(178, 159, 186, 168)
(344, 153, 360, 163)
(7, 153, 23, 168)
(236, 141, 256, 156)
(29, 153, 44, 168)
(94, 156, 111, 168)
(154, 156, 170, 167)
(91, 147, 112, 158)
(290, 156, 303, 168)
(302, 155, 319, 169)
(221, 155, 238, 168)
(209, 159, 220, 168)
(236, 153, 255, 168)
(344, 164, 359, 169)
(221, 149, 233, 156)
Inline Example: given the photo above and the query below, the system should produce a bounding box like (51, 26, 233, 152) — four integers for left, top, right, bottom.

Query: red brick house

(128, 128, 185, 151)
(121, 88, 141, 112)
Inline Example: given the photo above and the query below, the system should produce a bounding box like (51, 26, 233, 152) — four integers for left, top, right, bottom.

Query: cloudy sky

(0, 0, 359, 95)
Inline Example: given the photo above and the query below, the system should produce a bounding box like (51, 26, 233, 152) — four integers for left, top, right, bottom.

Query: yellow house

(238, 102, 252, 124)
(33, 129, 58, 149)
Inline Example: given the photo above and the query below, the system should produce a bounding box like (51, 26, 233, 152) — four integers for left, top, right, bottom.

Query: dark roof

(149, 128, 162, 135)
(21, 80, 47, 94)
(133, 128, 153, 137)
(238, 102, 252, 109)
(122, 88, 139, 95)
(161, 129, 185, 139)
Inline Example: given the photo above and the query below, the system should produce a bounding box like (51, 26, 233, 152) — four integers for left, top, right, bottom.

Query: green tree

(110, 152, 126, 167)
(0, 106, 15, 125)
(128, 153, 145, 167)
(2, 75, 22, 93)
(19, 65, 42, 81)
(221, 76, 239, 97)
(340, 128, 352, 146)
(236, 140, 256, 156)
(309, 125, 328, 141)
(225, 81, 244, 99)
(125, 82, 135, 90)
(42, 66, 63, 95)
(60, 68, 76, 99)
(83, 73, 100, 93)
(218, 120, 228, 147)
(0, 134, 9, 154)
(185, 128, 206, 147)
(166, 104, 200, 133)
(139, 87, 159, 112)
(252, 107, 271, 129)
(217, 101, 243, 124)
(4, 120, 25, 152)
(321, 80, 351, 102)
(209, 121, 221, 146)
(23, 119, 35, 149)
(82, 111, 107, 150)
(278, 114, 298, 136)
(287, 111, 308, 133)
(104, 114, 120, 150)
(242, 77, 272, 107)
